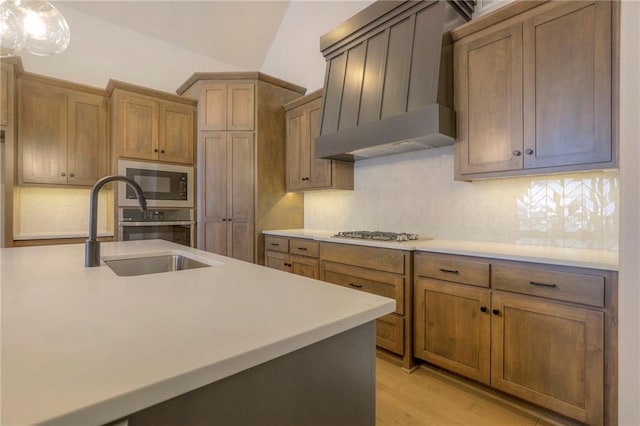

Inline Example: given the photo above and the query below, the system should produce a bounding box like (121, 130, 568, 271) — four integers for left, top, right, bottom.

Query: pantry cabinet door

(202, 132, 228, 256)
(228, 132, 254, 262)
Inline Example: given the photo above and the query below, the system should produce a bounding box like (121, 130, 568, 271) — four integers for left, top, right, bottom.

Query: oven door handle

(119, 221, 195, 227)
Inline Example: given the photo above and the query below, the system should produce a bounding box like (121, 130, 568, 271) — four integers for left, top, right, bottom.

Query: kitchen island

(1, 240, 395, 425)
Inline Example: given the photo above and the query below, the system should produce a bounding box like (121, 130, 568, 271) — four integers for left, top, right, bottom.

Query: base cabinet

(414, 252, 616, 426)
(265, 236, 319, 279)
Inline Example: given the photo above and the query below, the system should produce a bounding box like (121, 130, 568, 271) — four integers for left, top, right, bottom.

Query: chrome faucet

(85, 175, 147, 267)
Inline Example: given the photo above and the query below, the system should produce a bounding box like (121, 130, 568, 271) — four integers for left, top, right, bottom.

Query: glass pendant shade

(0, 0, 70, 57)
(0, 0, 25, 57)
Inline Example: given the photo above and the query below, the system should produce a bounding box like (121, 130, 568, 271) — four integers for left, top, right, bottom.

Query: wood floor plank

(376, 358, 542, 426)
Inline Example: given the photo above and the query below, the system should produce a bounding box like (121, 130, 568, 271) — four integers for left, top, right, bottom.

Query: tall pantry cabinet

(178, 73, 305, 264)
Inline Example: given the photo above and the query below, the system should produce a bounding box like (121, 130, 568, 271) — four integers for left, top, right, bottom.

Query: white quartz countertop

(263, 229, 618, 270)
(0, 240, 394, 425)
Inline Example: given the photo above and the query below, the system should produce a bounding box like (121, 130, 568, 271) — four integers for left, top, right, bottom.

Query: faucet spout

(85, 175, 147, 267)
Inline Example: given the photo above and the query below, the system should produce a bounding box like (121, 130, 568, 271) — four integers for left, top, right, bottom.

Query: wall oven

(118, 159, 194, 208)
(118, 208, 195, 247)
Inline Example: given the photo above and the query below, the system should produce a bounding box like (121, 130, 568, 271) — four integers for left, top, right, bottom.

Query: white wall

(261, 1, 374, 91)
(21, 4, 243, 93)
(618, 1, 640, 424)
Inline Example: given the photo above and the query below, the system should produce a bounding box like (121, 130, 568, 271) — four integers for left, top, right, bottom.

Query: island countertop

(0, 240, 395, 425)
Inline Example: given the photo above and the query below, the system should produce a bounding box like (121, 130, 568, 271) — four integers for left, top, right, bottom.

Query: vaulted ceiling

(61, 1, 292, 70)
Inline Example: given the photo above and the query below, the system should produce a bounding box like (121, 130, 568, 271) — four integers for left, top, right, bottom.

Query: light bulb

(21, 0, 70, 56)
(0, 0, 26, 57)
(23, 8, 45, 37)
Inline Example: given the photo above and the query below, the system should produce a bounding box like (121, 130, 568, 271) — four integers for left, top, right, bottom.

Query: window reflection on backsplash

(515, 171, 619, 249)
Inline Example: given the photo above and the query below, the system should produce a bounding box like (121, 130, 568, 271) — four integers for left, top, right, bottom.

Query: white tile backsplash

(304, 146, 619, 250)
(14, 186, 113, 238)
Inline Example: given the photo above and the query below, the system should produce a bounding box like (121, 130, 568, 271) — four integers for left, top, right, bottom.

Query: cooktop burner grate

(333, 231, 420, 242)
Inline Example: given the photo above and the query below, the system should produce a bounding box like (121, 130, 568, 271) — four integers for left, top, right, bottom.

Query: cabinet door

(455, 23, 523, 176)
(20, 81, 68, 185)
(202, 132, 228, 256)
(118, 93, 158, 160)
(523, 1, 612, 169)
(414, 278, 491, 385)
(67, 92, 107, 186)
(491, 291, 604, 425)
(291, 255, 319, 279)
(228, 132, 254, 262)
(307, 98, 333, 188)
(227, 84, 254, 131)
(159, 102, 195, 165)
(200, 84, 227, 131)
(285, 105, 306, 190)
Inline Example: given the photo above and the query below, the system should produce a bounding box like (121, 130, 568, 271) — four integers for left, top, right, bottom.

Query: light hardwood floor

(376, 358, 555, 426)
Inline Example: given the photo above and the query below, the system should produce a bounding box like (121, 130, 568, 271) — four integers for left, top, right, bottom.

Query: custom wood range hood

(315, 0, 474, 161)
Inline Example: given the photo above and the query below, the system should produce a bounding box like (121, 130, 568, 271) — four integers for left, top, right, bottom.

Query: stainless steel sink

(104, 254, 212, 277)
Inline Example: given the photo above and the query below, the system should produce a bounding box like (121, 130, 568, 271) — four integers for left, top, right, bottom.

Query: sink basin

(104, 254, 212, 277)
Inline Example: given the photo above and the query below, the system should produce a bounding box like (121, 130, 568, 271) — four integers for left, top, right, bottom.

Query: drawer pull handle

(297, 247, 308, 251)
(349, 283, 363, 288)
(480, 306, 488, 313)
(270, 243, 280, 246)
(284, 263, 292, 267)
(529, 281, 557, 288)
(439, 268, 460, 274)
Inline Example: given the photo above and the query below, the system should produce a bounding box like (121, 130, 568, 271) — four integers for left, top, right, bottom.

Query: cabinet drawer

(376, 313, 404, 355)
(415, 252, 490, 287)
(320, 242, 407, 274)
(492, 264, 605, 308)
(289, 238, 319, 257)
(321, 261, 404, 315)
(265, 236, 289, 253)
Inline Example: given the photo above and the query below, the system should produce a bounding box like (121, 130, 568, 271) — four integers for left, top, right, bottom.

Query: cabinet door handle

(284, 263, 292, 267)
(228, 218, 232, 221)
(439, 268, 459, 274)
(69, 173, 74, 178)
(160, 150, 165, 154)
(512, 150, 521, 156)
(222, 218, 226, 221)
(492, 309, 500, 315)
(525, 148, 534, 155)
(480, 306, 487, 313)
(529, 281, 557, 288)
(154, 149, 158, 153)
(349, 283, 363, 288)
(61, 172, 66, 177)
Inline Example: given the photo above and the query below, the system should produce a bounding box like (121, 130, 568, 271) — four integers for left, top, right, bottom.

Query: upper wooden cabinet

(109, 80, 196, 165)
(454, 0, 617, 180)
(284, 90, 353, 192)
(199, 83, 255, 131)
(19, 75, 107, 186)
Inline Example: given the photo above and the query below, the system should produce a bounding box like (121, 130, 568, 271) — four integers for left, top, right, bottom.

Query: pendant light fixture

(0, 0, 70, 57)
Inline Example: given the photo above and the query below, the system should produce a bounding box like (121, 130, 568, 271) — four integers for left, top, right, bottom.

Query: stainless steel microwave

(118, 160, 194, 208)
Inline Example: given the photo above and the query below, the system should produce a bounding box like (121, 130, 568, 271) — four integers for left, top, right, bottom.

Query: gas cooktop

(332, 231, 420, 242)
